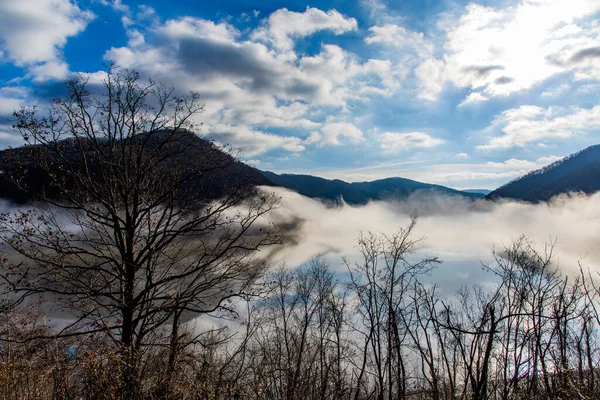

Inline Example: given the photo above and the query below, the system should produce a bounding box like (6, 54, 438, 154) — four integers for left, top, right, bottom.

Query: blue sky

(1, 0, 599, 190)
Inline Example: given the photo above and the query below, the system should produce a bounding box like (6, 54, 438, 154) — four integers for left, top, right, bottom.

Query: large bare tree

(0, 67, 279, 398)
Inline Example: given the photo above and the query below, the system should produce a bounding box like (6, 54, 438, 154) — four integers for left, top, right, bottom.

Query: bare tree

(347, 217, 439, 400)
(0, 66, 279, 398)
(243, 258, 352, 400)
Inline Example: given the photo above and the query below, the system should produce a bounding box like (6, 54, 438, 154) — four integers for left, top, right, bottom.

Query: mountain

(262, 171, 484, 204)
(486, 144, 600, 202)
(0, 131, 271, 204)
(463, 189, 492, 195)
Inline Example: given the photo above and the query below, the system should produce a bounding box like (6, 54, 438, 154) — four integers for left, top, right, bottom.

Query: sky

(0, 0, 599, 190)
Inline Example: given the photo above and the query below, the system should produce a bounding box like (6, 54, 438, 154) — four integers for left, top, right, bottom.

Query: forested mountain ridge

(486, 144, 600, 202)
(262, 171, 483, 204)
(0, 131, 272, 204)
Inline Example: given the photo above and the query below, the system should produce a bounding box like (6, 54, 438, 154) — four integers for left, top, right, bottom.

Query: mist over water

(261, 187, 600, 288)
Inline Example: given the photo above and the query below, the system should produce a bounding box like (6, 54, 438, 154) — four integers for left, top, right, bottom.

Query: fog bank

(261, 187, 600, 280)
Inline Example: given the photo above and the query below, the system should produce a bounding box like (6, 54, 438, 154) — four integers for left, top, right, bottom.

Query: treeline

(3, 223, 600, 400)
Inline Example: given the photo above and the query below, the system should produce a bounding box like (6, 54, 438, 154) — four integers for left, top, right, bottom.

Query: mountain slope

(486, 145, 600, 202)
(262, 171, 483, 204)
(0, 131, 271, 204)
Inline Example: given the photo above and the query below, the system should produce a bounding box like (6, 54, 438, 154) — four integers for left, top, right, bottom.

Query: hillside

(0, 131, 271, 204)
(262, 171, 483, 204)
(486, 144, 600, 202)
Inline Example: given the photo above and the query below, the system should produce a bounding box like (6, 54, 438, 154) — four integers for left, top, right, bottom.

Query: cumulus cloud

(251, 7, 357, 52)
(160, 17, 240, 42)
(208, 124, 306, 156)
(480, 104, 600, 149)
(417, 0, 600, 100)
(220, 101, 321, 130)
(415, 58, 446, 101)
(0, 0, 94, 81)
(363, 22, 438, 100)
(379, 131, 444, 153)
(365, 24, 431, 53)
(306, 121, 364, 146)
(103, 9, 392, 156)
(28, 60, 70, 83)
(0, 87, 29, 117)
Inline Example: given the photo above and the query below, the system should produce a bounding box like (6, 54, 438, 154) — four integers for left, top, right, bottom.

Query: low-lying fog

(2, 187, 599, 299)
(261, 187, 600, 293)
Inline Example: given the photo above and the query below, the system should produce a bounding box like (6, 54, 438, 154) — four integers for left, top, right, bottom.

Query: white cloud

(537, 155, 563, 164)
(541, 83, 571, 97)
(483, 158, 539, 170)
(425, 160, 537, 186)
(209, 124, 305, 156)
(306, 122, 364, 146)
(105, 21, 387, 108)
(480, 105, 600, 149)
(103, 9, 394, 156)
(415, 58, 445, 101)
(0, 0, 94, 81)
(400, 158, 546, 188)
(379, 131, 444, 153)
(244, 159, 262, 167)
(99, 0, 128, 13)
(458, 92, 489, 107)
(0, 87, 29, 116)
(363, 22, 437, 99)
(365, 24, 431, 53)
(99, 0, 158, 29)
(160, 17, 240, 42)
(220, 100, 321, 130)
(287, 155, 557, 189)
(0, 86, 45, 148)
(28, 60, 70, 83)
(126, 29, 145, 47)
(418, 0, 600, 100)
(455, 152, 469, 159)
(251, 7, 357, 52)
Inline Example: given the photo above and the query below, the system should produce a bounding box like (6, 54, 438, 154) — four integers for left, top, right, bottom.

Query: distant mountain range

(262, 171, 483, 204)
(1, 132, 599, 206)
(486, 144, 600, 202)
(263, 144, 600, 204)
(462, 189, 492, 195)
